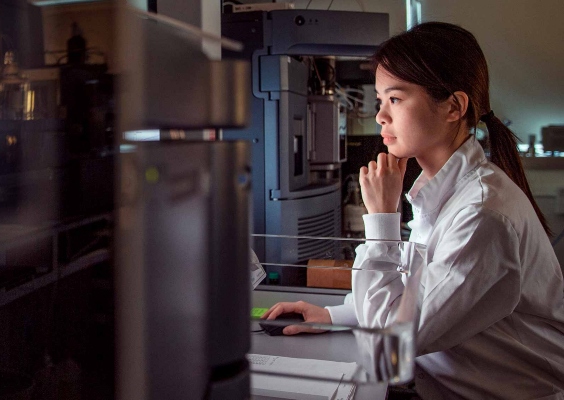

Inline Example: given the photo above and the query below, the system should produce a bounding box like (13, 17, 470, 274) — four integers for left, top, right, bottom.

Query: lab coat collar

(406, 136, 486, 216)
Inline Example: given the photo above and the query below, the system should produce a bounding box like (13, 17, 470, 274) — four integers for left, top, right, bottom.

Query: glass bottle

(0, 50, 30, 120)
(343, 175, 367, 237)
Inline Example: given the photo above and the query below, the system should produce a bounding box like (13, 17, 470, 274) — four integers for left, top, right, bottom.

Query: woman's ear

(446, 91, 469, 122)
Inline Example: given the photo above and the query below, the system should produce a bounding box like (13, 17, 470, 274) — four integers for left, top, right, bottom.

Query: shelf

(0, 248, 109, 307)
(521, 156, 564, 170)
(0, 214, 112, 307)
(0, 213, 111, 251)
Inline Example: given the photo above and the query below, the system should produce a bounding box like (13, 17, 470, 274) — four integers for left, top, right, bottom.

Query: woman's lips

(381, 134, 396, 145)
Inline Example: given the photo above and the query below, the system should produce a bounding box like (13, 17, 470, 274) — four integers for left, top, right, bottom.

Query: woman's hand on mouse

(261, 301, 332, 335)
(359, 153, 407, 214)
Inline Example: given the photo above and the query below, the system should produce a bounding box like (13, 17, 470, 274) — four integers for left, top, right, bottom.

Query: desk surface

(251, 289, 388, 400)
(251, 329, 388, 400)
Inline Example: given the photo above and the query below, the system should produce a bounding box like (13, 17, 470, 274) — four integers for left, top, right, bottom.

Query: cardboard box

(306, 259, 353, 289)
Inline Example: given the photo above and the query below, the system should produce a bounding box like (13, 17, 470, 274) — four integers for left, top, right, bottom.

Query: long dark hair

(372, 22, 551, 236)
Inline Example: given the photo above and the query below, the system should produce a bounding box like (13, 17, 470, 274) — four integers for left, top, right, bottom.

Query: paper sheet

(250, 249, 267, 289)
(248, 354, 358, 400)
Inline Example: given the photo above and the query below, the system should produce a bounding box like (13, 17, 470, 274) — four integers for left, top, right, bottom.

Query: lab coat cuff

(363, 213, 401, 240)
(326, 303, 357, 326)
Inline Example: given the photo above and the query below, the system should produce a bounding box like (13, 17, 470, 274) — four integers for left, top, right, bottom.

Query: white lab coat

(327, 138, 564, 399)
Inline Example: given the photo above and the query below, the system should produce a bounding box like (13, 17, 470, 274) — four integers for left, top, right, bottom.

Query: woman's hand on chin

(359, 153, 407, 214)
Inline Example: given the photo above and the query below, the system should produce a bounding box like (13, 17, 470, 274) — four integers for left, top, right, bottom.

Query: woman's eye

(375, 99, 381, 113)
(390, 97, 400, 104)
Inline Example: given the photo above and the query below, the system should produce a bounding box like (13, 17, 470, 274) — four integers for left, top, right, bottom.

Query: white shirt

(327, 138, 564, 399)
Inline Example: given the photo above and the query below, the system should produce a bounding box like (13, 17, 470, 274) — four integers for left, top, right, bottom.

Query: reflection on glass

(0, 1, 115, 398)
(253, 233, 364, 287)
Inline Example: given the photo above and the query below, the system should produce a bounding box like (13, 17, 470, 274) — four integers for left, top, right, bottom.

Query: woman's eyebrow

(375, 86, 410, 95)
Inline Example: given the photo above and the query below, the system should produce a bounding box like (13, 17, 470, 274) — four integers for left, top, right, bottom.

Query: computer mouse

(258, 312, 305, 336)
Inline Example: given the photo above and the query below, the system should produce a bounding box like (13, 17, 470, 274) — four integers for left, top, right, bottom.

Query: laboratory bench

(251, 286, 389, 400)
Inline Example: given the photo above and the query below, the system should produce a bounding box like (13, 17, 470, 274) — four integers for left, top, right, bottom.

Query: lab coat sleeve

(416, 205, 521, 355)
(326, 301, 357, 326)
(352, 213, 405, 328)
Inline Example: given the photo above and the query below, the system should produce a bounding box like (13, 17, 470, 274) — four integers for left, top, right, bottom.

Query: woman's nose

(375, 106, 390, 126)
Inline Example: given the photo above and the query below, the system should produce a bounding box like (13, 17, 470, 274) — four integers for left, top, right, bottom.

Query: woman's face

(374, 66, 462, 175)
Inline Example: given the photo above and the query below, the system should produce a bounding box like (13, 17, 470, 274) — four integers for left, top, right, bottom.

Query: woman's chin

(385, 146, 405, 159)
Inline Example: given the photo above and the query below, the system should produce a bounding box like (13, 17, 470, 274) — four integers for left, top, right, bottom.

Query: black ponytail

(484, 117, 552, 236)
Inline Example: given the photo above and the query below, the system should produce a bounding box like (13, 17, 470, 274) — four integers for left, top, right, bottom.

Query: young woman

(262, 22, 564, 399)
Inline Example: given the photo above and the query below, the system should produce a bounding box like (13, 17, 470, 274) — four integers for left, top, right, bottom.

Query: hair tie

(480, 110, 495, 123)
